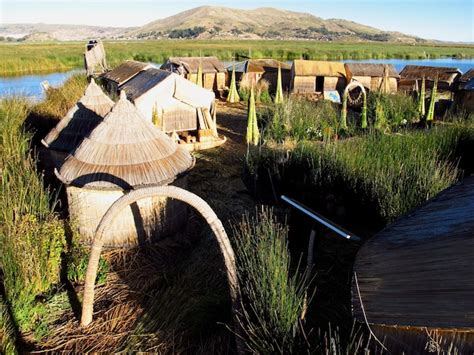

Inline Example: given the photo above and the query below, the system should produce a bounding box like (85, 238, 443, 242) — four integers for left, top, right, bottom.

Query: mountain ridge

(1, 6, 426, 43)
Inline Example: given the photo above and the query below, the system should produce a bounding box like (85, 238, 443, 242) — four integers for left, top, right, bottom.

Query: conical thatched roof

(42, 78, 114, 153)
(57, 91, 194, 189)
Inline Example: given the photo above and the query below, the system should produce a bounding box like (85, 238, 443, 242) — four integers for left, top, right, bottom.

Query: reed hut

(119, 68, 223, 150)
(102, 60, 153, 94)
(399, 65, 461, 92)
(352, 176, 474, 353)
(56, 91, 195, 248)
(344, 63, 399, 93)
(455, 68, 474, 90)
(454, 78, 474, 113)
(161, 57, 226, 95)
(41, 79, 114, 166)
(291, 60, 347, 94)
(230, 59, 291, 93)
(84, 39, 108, 76)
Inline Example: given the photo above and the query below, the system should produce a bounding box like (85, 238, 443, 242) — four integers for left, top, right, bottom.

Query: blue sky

(1, 0, 473, 42)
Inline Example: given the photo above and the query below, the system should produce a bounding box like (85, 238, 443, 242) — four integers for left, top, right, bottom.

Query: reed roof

(57, 91, 194, 190)
(399, 65, 461, 84)
(458, 68, 474, 83)
(292, 60, 346, 77)
(102, 60, 152, 85)
(120, 68, 173, 101)
(163, 56, 226, 74)
(231, 59, 291, 73)
(42, 79, 114, 153)
(353, 176, 474, 330)
(344, 63, 399, 78)
(120, 68, 215, 108)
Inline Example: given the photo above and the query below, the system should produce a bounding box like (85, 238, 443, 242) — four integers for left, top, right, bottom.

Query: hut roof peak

(57, 90, 195, 189)
(42, 78, 114, 153)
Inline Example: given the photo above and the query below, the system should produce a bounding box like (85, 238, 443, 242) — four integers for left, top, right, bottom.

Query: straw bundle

(42, 78, 114, 154)
(57, 91, 195, 247)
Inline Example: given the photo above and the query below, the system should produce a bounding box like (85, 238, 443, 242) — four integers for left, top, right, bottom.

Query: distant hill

(1, 7, 426, 43)
(128, 6, 425, 43)
(0, 23, 133, 41)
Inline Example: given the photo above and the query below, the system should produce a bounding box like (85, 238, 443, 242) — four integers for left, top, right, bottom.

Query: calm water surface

(1, 58, 473, 100)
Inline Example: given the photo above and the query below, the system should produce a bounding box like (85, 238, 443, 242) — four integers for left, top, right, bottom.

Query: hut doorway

(316, 76, 324, 92)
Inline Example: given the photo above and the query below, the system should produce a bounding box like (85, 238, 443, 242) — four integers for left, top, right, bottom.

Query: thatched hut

(454, 78, 474, 113)
(161, 57, 226, 95)
(101, 60, 152, 94)
(456, 68, 474, 90)
(56, 91, 195, 247)
(291, 60, 347, 94)
(344, 63, 399, 93)
(230, 59, 291, 93)
(119, 68, 215, 132)
(352, 176, 474, 353)
(399, 65, 461, 92)
(41, 78, 114, 166)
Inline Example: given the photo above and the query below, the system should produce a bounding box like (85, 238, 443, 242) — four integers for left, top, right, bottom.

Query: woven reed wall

(292, 76, 315, 93)
(324, 76, 346, 92)
(371, 325, 474, 353)
(67, 177, 189, 248)
(353, 77, 398, 93)
(162, 107, 197, 132)
(216, 72, 226, 91)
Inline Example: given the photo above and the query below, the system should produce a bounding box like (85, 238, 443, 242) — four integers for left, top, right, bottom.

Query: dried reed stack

(41, 78, 114, 166)
(246, 87, 259, 146)
(274, 63, 284, 104)
(426, 77, 438, 122)
(227, 65, 240, 103)
(56, 91, 195, 247)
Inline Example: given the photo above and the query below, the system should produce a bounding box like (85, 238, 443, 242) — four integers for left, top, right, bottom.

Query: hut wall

(67, 177, 188, 248)
(324, 76, 346, 92)
(216, 72, 226, 91)
(371, 325, 474, 354)
(292, 76, 315, 93)
(203, 73, 215, 91)
(455, 91, 474, 112)
(160, 104, 197, 132)
(354, 76, 398, 93)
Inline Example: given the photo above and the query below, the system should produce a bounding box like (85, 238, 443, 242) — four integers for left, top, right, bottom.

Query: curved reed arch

(342, 80, 368, 129)
(344, 80, 367, 105)
(80, 185, 240, 327)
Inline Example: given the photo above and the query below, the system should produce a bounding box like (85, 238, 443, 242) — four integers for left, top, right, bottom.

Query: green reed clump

(367, 92, 418, 129)
(0, 98, 66, 334)
(32, 73, 88, 121)
(262, 97, 340, 142)
(232, 207, 309, 353)
(250, 126, 473, 224)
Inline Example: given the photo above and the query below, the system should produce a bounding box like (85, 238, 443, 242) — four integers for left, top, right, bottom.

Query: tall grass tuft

(232, 207, 309, 353)
(0, 296, 18, 355)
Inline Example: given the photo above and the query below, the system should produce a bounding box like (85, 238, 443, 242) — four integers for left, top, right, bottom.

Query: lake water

(1, 58, 473, 100)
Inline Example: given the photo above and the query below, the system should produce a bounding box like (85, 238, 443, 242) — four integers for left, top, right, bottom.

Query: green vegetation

(227, 65, 240, 103)
(426, 77, 438, 122)
(233, 207, 309, 353)
(0, 75, 110, 347)
(1, 296, 17, 354)
(1, 40, 473, 75)
(0, 97, 66, 339)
